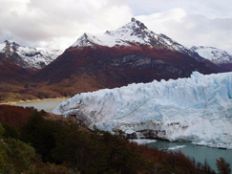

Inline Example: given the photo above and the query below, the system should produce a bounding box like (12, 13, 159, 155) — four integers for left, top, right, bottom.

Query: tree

(216, 158, 231, 174)
(0, 123, 4, 138)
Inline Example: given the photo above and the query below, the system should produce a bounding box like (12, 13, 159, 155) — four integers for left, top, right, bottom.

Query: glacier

(54, 72, 232, 149)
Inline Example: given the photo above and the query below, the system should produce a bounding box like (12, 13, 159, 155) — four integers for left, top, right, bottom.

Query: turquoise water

(147, 140, 232, 171)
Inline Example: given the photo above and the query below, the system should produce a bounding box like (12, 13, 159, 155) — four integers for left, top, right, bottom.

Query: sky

(0, 0, 231, 52)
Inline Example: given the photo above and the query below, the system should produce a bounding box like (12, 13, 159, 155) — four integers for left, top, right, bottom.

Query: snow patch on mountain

(0, 40, 61, 69)
(0, 43, 5, 51)
(72, 18, 188, 53)
(191, 46, 232, 64)
(54, 72, 232, 149)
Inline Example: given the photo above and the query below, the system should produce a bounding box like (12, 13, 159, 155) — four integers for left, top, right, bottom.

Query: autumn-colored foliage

(0, 105, 229, 173)
(217, 158, 231, 174)
(0, 105, 37, 128)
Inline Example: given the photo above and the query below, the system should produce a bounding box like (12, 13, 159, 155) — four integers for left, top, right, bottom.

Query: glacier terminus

(54, 72, 232, 148)
(54, 72, 232, 149)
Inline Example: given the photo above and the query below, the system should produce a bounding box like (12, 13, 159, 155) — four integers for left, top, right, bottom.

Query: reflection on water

(11, 98, 67, 112)
(147, 140, 232, 171)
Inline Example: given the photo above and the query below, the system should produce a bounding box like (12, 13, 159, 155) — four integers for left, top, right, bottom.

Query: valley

(0, 16, 232, 173)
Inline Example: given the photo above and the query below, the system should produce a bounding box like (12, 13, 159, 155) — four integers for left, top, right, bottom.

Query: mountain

(0, 41, 62, 101)
(0, 40, 60, 69)
(71, 18, 207, 59)
(54, 71, 232, 149)
(191, 46, 232, 64)
(72, 18, 188, 51)
(0, 58, 33, 82)
(36, 18, 220, 93)
(0, 40, 61, 84)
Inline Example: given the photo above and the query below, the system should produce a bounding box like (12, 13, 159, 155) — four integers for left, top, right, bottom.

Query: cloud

(128, 0, 232, 18)
(137, 9, 232, 51)
(0, 0, 231, 52)
(0, 0, 132, 49)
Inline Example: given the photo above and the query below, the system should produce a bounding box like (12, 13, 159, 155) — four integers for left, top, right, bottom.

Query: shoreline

(0, 97, 68, 113)
(0, 97, 68, 106)
(130, 138, 232, 150)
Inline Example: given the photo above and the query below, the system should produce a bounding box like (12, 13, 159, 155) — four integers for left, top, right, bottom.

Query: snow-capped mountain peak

(110, 17, 150, 39)
(0, 40, 61, 69)
(1, 40, 19, 57)
(191, 46, 232, 64)
(71, 18, 188, 53)
(130, 17, 148, 30)
(74, 33, 100, 47)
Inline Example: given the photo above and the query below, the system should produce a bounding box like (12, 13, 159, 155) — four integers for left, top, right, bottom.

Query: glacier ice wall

(54, 72, 232, 149)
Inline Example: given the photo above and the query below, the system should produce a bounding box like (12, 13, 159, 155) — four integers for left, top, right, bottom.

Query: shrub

(217, 158, 231, 174)
(0, 123, 4, 138)
(0, 137, 36, 173)
(21, 111, 57, 162)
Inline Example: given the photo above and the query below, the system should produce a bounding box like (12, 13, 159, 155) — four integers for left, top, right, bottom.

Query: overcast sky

(0, 0, 231, 52)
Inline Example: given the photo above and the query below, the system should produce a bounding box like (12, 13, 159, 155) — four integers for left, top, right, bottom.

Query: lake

(147, 140, 232, 171)
(5, 98, 67, 112)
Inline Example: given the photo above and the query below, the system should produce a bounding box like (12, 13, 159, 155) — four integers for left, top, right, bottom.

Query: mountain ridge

(0, 18, 229, 102)
(0, 40, 60, 69)
(37, 18, 220, 84)
(191, 46, 232, 64)
(72, 18, 191, 55)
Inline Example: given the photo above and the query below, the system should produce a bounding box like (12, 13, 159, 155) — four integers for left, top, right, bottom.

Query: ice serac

(191, 46, 232, 64)
(0, 40, 60, 69)
(54, 72, 232, 149)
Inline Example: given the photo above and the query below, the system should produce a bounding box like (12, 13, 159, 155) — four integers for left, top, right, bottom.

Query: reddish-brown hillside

(0, 54, 37, 82)
(36, 45, 220, 90)
(0, 105, 37, 128)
